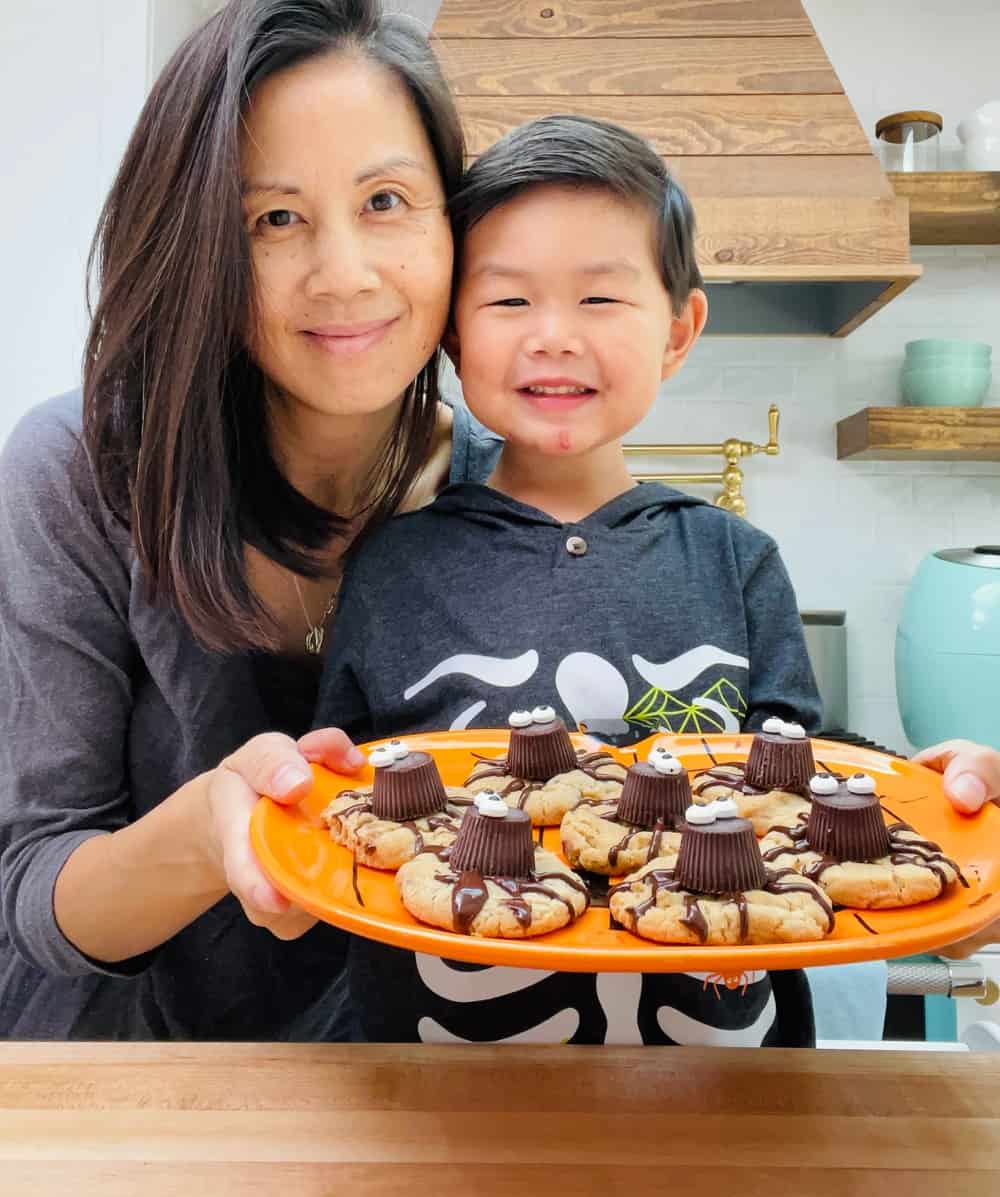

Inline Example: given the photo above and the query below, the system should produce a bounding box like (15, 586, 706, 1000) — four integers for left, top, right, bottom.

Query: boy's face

(450, 184, 700, 458)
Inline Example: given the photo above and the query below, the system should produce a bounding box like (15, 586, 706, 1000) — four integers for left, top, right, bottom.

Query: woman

(2, 0, 997, 1042)
(0, 0, 497, 1039)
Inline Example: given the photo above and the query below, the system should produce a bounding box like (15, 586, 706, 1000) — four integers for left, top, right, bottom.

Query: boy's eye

(364, 190, 404, 213)
(490, 298, 528, 307)
(581, 296, 616, 304)
(257, 209, 302, 230)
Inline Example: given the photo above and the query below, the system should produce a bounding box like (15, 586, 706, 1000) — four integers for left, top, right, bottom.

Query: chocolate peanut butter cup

(369, 743, 448, 822)
(507, 708, 578, 781)
(617, 755, 692, 828)
(804, 772, 891, 863)
(674, 802, 767, 894)
(449, 795, 535, 878)
(744, 717, 816, 793)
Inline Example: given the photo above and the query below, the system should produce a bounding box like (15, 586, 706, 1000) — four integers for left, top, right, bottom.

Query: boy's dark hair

(450, 114, 703, 315)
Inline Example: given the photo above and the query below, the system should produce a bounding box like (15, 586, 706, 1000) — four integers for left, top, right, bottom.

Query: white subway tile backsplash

(702, 250, 1000, 751)
(719, 365, 799, 406)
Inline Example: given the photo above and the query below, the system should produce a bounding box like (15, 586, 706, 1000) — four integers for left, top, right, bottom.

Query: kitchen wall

(624, 245, 1000, 754)
(628, 0, 1000, 751)
(4, 0, 999, 751)
(1, 0, 149, 446)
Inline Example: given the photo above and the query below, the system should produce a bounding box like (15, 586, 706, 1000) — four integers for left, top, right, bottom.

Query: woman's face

(240, 51, 453, 420)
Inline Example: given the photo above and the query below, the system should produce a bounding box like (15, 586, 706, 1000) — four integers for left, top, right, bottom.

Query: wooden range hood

(431, 0, 921, 336)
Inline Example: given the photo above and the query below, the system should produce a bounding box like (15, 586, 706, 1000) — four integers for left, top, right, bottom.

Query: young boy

(316, 115, 821, 1046)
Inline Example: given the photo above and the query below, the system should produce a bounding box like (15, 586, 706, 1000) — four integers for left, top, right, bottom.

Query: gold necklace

(292, 575, 339, 655)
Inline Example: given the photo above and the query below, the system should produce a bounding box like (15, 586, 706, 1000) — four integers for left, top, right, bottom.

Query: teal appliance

(896, 546, 1000, 750)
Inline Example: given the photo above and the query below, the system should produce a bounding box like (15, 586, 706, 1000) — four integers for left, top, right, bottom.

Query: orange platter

(250, 730, 1000, 973)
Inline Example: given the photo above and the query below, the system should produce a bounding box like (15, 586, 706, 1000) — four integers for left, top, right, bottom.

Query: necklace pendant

(305, 626, 325, 655)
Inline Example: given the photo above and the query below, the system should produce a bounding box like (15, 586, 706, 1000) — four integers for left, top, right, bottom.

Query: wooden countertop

(0, 1042, 997, 1194)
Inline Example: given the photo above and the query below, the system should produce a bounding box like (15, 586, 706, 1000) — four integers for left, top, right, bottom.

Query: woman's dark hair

(450, 114, 702, 314)
(83, 0, 463, 652)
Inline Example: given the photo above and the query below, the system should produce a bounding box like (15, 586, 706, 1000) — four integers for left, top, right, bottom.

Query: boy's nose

(524, 313, 585, 357)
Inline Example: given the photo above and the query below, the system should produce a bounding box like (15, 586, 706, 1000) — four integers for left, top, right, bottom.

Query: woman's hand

(206, 727, 364, 940)
(913, 739, 1000, 958)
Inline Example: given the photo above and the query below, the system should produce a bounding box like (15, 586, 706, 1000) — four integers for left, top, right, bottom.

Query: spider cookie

(464, 706, 626, 826)
(560, 746, 687, 875)
(759, 771, 967, 909)
(397, 791, 590, 938)
(321, 740, 470, 870)
(609, 798, 834, 946)
(692, 716, 816, 835)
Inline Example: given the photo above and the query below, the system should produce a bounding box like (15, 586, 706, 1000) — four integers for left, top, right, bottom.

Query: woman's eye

(365, 190, 404, 213)
(256, 209, 301, 231)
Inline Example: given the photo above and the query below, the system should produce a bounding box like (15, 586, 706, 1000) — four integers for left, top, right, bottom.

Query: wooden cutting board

(0, 1042, 997, 1194)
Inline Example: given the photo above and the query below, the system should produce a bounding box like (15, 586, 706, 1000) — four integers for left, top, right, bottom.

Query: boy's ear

(442, 325, 461, 376)
(660, 288, 708, 382)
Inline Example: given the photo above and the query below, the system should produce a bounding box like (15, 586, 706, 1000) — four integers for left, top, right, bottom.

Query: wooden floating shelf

(888, 171, 1000, 244)
(837, 406, 1000, 460)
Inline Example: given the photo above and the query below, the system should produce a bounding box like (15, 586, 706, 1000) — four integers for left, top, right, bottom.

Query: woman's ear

(442, 326, 461, 376)
(660, 288, 708, 382)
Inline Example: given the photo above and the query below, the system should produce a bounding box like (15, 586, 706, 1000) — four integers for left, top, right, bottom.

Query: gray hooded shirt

(0, 392, 500, 1040)
(316, 481, 821, 1046)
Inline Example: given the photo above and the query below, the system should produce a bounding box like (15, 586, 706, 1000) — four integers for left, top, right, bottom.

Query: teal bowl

(904, 353, 993, 370)
(905, 338, 992, 363)
(900, 363, 992, 407)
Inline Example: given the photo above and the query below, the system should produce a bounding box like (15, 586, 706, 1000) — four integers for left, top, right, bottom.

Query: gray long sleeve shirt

(316, 481, 822, 1045)
(0, 391, 500, 1039)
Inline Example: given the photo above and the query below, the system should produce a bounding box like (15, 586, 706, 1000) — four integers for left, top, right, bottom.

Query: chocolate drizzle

(432, 852, 590, 934)
(331, 791, 460, 856)
(603, 817, 671, 869)
(692, 762, 812, 801)
(763, 818, 967, 889)
(610, 862, 834, 941)
(466, 745, 623, 804)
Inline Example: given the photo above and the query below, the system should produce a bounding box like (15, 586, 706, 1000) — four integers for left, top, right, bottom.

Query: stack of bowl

(900, 339, 992, 407)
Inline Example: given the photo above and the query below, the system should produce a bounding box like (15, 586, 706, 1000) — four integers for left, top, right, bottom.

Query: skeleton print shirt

(316, 481, 822, 1046)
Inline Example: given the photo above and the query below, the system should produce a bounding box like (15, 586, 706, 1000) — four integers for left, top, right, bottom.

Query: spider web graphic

(623, 676, 748, 732)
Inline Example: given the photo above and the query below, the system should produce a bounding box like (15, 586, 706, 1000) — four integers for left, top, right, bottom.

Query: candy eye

(474, 791, 509, 818)
(531, 705, 556, 724)
(809, 772, 839, 796)
(713, 798, 739, 819)
(846, 772, 876, 795)
(781, 722, 807, 740)
(685, 803, 716, 825)
(762, 716, 785, 735)
(650, 751, 682, 776)
(388, 740, 410, 761)
(369, 746, 395, 768)
(508, 710, 533, 728)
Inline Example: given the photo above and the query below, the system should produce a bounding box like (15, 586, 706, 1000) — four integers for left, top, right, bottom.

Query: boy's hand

(912, 739, 1000, 957)
(912, 739, 1000, 813)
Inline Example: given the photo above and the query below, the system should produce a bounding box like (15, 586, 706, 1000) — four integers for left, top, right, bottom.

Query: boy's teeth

(525, 385, 589, 394)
